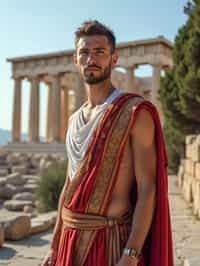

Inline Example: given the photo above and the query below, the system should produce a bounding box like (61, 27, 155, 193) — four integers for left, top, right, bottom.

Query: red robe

(55, 93, 174, 266)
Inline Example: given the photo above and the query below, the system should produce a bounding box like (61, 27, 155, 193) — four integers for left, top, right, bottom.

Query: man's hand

(41, 248, 57, 266)
(116, 255, 138, 266)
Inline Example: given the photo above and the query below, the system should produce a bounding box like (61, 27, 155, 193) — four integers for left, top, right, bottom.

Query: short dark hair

(75, 20, 116, 53)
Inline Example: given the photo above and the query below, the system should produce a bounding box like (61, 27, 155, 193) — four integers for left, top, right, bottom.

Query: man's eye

(80, 51, 88, 54)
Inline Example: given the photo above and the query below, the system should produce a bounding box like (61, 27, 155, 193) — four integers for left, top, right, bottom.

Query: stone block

(30, 218, 52, 234)
(185, 135, 197, 145)
(23, 205, 35, 214)
(195, 163, 200, 180)
(12, 165, 27, 175)
(12, 192, 35, 201)
(7, 153, 21, 165)
(23, 183, 38, 193)
(0, 168, 8, 177)
(4, 200, 34, 211)
(184, 257, 200, 266)
(0, 177, 6, 186)
(26, 179, 39, 185)
(191, 178, 197, 202)
(192, 180, 200, 216)
(0, 226, 4, 247)
(182, 174, 193, 203)
(186, 144, 193, 159)
(0, 184, 17, 200)
(27, 168, 38, 175)
(22, 174, 40, 182)
(1, 215, 31, 240)
(185, 159, 195, 176)
(6, 172, 26, 186)
(14, 185, 30, 193)
(192, 142, 200, 162)
(30, 211, 57, 234)
(178, 164, 184, 188)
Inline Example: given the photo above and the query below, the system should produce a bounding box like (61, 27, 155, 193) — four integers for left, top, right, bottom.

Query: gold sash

(62, 208, 132, 230)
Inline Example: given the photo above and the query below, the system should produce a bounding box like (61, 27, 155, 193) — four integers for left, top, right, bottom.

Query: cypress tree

(159, 0, 200, 172)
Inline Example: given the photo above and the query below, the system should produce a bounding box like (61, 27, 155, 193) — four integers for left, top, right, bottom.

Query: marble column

(51, 74, 61, 142)
(28, 76, 40, 142)
(151, 64, 164, 125)
(151, 64, 162, 104)
(74, 73, 86, 111)
(12, 77, 22, 142)
(125, 66, 137, 93)
(60, 87, 69, 142)
(46, 83, 53, 143)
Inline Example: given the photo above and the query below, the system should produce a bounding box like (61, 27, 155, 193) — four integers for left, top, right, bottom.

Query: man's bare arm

(117, 108, 157, 265)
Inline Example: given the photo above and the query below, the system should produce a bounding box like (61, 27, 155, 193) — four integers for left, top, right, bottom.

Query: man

(42, 20, 174, 266)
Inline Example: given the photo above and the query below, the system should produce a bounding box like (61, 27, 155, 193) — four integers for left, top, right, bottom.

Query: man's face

(74, 35, 118, 85)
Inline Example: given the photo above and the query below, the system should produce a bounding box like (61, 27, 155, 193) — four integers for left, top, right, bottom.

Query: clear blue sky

(0, 0, 188, 137)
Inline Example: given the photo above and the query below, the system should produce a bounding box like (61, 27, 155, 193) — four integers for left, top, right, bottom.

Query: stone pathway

(0, 175, 200, 266)
(0, 229, 52, 265)
(170, 175, 200, 266)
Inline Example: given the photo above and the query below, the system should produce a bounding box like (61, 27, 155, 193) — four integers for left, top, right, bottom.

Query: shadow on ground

(0, 246, 16, 260)
(6, 229, 52, 248)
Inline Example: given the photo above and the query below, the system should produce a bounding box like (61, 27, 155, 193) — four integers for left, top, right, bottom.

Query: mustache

(85, 65, 101, 70)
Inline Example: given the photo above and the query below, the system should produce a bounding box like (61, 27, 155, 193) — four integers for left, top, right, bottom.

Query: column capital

(162, 64, 172, 71)
(128, 64, 138, 70)
(49, 72, 63, 80)
(13, 76, 23, 81)
(27, 75, 40, 83)
(151, 63, 163, 69)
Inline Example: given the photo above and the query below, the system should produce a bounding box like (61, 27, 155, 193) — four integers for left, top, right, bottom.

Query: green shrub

(36, 160, 67, 213)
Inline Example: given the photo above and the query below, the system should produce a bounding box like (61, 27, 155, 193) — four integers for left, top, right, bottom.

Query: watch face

(131, 250, 136, 257)
(123, 248, 138, 259)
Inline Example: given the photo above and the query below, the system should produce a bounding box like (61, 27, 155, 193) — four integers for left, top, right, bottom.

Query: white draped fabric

(66, 88, 123, 180)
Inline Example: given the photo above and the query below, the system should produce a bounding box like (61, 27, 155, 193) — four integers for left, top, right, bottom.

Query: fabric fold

(55, 93, 174, 266)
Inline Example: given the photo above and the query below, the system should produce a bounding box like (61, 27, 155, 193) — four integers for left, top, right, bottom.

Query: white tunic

(66, 88, 123, 180)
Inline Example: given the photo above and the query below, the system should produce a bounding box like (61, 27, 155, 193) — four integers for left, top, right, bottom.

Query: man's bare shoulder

(130, 105, 155, 147)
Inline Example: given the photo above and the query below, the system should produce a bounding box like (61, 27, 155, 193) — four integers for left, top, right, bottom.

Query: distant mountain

(0, 128, 28, 146)
(0, 128, 12, 146)
(0, 128, 45, 146)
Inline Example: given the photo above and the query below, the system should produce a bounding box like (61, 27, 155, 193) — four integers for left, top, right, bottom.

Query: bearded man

(42, 20, 174, 266)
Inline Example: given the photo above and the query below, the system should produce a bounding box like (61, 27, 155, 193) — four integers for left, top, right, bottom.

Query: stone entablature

(8, 36, 173, 78)
(6, 36, 173, 150)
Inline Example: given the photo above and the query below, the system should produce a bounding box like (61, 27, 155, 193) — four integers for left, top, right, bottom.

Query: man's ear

(73, 53, 77, 65)
(112, 52, 118, 67)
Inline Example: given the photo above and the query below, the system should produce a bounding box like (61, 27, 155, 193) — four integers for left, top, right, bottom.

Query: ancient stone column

(74, 73, 86, 111)
(151, 64, 162, 104)
(51, 74, 61, 142)
(125, 66, 137, 93)
(12, 77, 22, 142)
(151, 64, 164, 124)
(28, 76, 40, 142)
(46, 83, 53, 143)
(60, 87, 69, 142)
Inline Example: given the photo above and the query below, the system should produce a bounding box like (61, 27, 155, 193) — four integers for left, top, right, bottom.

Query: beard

(82, 63, 112, 85)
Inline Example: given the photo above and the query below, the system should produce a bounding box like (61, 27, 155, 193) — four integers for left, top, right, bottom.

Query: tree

(160, 0, 200, 172)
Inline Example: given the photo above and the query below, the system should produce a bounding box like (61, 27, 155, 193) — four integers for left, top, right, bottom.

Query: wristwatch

(123, 247, 140, 260)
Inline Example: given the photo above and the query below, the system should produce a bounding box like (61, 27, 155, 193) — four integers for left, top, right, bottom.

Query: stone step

(4, 143, 67, 154)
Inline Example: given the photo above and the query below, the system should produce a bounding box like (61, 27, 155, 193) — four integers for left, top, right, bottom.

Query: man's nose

(87, 53, 97, 64)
